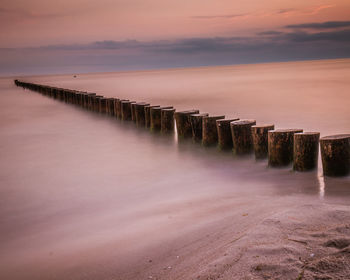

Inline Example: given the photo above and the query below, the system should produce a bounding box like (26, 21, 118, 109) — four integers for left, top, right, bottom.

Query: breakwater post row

(14, 80, 350, 177)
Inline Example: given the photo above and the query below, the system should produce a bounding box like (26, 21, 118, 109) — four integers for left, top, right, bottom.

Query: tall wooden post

(320, 134, 350, 176)
(230, 120, 256, 155)
(293, 132, 320, 171)
(251, 124, 275, 159)
(268, 129, 303, 167)
(202, 115, 225, 146)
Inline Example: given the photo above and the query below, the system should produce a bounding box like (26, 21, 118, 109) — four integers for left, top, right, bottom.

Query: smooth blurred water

(0, 59, 349, 279)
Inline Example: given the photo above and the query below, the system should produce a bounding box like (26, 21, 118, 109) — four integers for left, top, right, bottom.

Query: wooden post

(106, 98, 115, 115)
(67, 90, 74, 104)
(92, 96, 103, 111)
(55, 89, 61, 101)
(202, 115, 225, 146)
(121, 101, 136, 120)
(145, 105, 160, 128)
(131, 102, 139, 122)
(87, 94, 95, 110)
(251, 124, 275, 159)
(47, 87, 52, 97)
(161, 108, 176, 133)
(62, 90, 68, 103)
(113, 99, 119, 117)
(268, 129, 303, 167)
(83, 93, 89, 108)
(175, 110, 200, 138)
(320, 134, 350, 176)
(216, 118, 239, 150)
(105, 98, 110, 114)
(74, 91, 81, 105)
(99, 98, 108, 114)
(115, 99, 128, 119)
(135, 103, 150, 127)
(190, 113, 209, 142)
(293, 132, 320, 171)
(151, 106, 173, 131)
(230, 120, 256, 155)
(75, 92, 82, 106)
(70, 90, 76, 104)
(82, 93, 89, 107)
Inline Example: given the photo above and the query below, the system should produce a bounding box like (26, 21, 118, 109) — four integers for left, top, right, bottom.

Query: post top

(251, 124, 274, 129)
(230, 119, 256, 126)
(190, 113, 209, 117)
(269, 129, 303, 134)
(216, 118, 239, 124)
(320, 134, 350, 141)
(203, 115, 225, 120)
(294, 132, 320, 136)
(144, 104, 160, 108)
(176, 110, 199, 115)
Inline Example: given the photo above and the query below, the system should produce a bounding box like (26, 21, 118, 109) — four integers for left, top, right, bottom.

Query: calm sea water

(0, 59, 349, 279)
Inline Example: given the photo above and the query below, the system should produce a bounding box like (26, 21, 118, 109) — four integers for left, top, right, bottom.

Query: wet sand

(1, 59, 350, 279)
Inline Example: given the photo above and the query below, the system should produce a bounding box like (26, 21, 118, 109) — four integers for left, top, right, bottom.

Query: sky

(1, 0, 350, 76)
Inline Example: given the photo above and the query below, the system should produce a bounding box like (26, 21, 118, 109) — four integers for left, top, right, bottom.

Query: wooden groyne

(14, 80, 350, 177)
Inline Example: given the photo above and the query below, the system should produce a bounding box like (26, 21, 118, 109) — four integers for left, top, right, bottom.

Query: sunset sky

(1, 0, 350, 75)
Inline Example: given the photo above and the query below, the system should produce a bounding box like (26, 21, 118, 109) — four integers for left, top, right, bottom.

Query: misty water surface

(0, 59, 349, 279)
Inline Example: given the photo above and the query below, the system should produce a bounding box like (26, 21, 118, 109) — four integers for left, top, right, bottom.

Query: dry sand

(115, 203, 350, 280)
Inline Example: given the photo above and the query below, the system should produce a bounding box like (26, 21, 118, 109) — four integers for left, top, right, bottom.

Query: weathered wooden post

(293, 132, 320, 171)
(268, 129, 303, 167)
(230, 120, 256, 155)
(115, 99, 128, 119)
(190, 113, 209, 142)
(216, 118, 240, 150)
(93, 96, 103, 111)
(70, 90, 76, 104)
(71, 90, 77, 104)
(46, 87, 52, 97)
(150, 106, 173, 131)
(47, 87, 53, 98)
(87, 94, 96, 110)
(62, 90, 68, 102)
(121, 100, 135, 121)
(53, 88, 58, 98)
(67, 90, 74, 104)
(61, 89, 67, 102)
(74, 91, 81, 105)
(251, 124, 275, 159)
(75, 92, 82, 106)
(320, 134, 350, 176)
(82, 93, 88, 107)
(106, 98, 115, 115)
(81, 92, 88, 107)
(54, 88, 60, 100)
(105, 98, 110, 114)
(99, 98, 108, 114)
(202, 115, 225, 146)
(86, 93, 96, 109)
(131, 103, 136, 122)
(161, 108, 176, 133)
(175, 110, 200, 138)
(113, 99, 119, 117)
(53, 88, 59, 99)
(144, 105, 160, 128)
(135, 102, 150, 127)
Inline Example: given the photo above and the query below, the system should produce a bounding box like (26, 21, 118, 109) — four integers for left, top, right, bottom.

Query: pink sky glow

(1, 0, 349, 47)
(1, 0, 350, 75)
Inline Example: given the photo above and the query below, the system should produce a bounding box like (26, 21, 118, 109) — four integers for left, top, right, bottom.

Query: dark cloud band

(286, 21, 350, 29)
